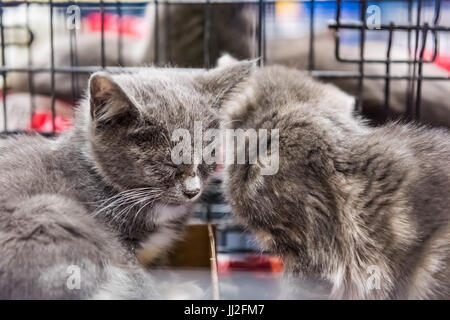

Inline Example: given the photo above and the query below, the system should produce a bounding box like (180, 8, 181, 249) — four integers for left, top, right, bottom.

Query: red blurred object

(424, 51, 450, 72)
(86, 12, 145, 38)
(218, 254, 283, 274)
(28, 112, 72, 132)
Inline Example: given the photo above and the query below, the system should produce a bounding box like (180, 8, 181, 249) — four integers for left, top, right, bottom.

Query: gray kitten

(0, 61, 254, 299)
(221, 61, 450, 299)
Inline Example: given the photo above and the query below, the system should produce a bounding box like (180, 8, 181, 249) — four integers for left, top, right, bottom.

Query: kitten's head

(219, 62, 357, 260)
(86, 62, 254, 206)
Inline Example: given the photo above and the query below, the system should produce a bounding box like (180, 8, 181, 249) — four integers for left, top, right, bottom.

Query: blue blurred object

(270, 0, 449, 46)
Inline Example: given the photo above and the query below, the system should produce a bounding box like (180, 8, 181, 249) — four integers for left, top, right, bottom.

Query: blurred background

(0, 0, 449, 299)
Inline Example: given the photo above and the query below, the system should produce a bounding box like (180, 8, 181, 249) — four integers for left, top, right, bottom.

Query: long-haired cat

(0, 60, 254, 299)
(220, 59, 450, 299)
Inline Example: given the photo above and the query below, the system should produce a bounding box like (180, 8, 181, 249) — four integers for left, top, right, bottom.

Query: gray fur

(0, 61, 254, 299)
(221, 64, 450, 299)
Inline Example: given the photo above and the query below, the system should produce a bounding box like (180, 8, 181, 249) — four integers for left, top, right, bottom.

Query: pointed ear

(89, 71, 140, 125)
(197, 58, 256, 108)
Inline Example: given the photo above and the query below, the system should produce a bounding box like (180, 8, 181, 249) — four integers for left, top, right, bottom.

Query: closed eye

(163, 163, 178, 177)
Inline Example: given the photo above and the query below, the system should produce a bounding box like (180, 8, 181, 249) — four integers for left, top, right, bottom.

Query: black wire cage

(0, 0, 449, 253)
(1, 0, 449, 131)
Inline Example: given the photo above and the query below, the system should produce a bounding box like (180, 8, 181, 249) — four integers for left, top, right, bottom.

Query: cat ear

(89, 71, 140, 124)
(197, 57, 256, 108)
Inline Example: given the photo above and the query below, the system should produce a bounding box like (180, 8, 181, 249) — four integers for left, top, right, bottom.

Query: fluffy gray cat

(0, 61, 254, 299)
(220, 59, 450, 299)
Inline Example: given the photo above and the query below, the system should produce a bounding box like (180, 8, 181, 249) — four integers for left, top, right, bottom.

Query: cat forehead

(114, 71, 214, 129)
(113, 70, 207, 107)
(114, 69, 195, 92)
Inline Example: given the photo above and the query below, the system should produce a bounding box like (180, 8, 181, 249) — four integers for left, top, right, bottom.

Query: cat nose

(183, 174, 201, 199)
(183, 188, 200, 199)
